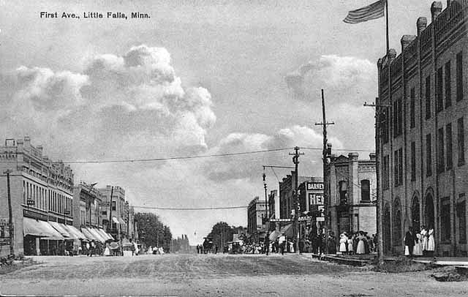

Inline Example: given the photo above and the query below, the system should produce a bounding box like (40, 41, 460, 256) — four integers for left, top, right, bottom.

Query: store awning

(49, 222, 73, 239)
(23, 218, 65, 240)
(112, 217, 120, 224)
(88, 228, 106, 243)
(63, 225, 87, 240)
(97, 228, 113, 241)
(269, 230, 281, 241)
(119, 218, 126, 225)
(280, 224, 294, 238)
(81, 227, 98, 241)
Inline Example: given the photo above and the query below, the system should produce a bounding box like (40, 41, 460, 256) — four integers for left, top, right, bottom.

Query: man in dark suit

(405, 226, 416, 257)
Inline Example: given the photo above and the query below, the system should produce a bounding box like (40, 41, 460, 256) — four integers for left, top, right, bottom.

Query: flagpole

(385, 0, 389, 53)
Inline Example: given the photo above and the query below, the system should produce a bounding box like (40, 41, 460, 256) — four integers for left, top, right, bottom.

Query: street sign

(27, 199, 35, 206)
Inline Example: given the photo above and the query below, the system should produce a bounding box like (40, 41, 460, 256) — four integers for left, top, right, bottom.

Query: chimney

(348, 152, 359, 161)
(369, 153, 376, 161)
(431, 2, 443, 22)
(37, 145, 43, 157)
(401, 35, 416, 50)
(24, 136, 31, 147)
(417, 17, 428, 36)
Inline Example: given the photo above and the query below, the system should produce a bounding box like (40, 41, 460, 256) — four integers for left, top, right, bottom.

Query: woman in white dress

(347, 236, 354, 255)
(413, 233, 422, 256)
(427, 225, 435, 256)
(420, 226, 428, 254)
(339, 233, 348, 255)
(356, 232, 366, 254)
(104, 243, 111, 256)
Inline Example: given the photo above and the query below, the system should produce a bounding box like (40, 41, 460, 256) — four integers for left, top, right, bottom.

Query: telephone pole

(4, 169, 14, 256)
(315, 89, 334, 254)
(364, 99, 388, 265)
(289, 146, 304, 253)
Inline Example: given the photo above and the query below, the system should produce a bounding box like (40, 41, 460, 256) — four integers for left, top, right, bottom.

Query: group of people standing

(339, 231, 376, 255)
(404, 225, 435, 257)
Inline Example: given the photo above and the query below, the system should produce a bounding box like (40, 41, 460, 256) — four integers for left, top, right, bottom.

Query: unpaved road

(0, 253, 467, 296)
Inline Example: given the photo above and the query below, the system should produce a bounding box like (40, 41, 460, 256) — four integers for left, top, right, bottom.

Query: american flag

(343, 0, 386, 24)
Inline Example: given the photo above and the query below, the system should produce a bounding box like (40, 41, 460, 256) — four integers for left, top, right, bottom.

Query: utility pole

(364, 99, 388, 266)
(108, 186, 114, 234)
(4, 169, 14, 256)
(289, 146, 304, 253)
(262, 168, 269, 255)
(315, 89, 334, 254)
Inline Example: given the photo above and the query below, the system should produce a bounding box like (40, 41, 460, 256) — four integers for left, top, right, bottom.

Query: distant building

(377, 1, 468, 256)
(327, 153, 377, 237)
(247, 197, 266, 243)
(99, 185, 128, 240)
(279, 172, 312, 219)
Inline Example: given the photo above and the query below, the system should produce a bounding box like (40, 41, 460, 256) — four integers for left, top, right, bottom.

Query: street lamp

(3, 169, 14, 256)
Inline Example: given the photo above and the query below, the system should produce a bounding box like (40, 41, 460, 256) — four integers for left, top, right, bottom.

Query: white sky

(0, 0, 440, 243)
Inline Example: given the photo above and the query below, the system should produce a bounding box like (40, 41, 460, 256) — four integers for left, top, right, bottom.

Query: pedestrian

(404, 226, 416, 258)
(339, 233, 348, 255)
(356, 232, 366, 255)
(347, 235, 354, 255)
(420, 225, 428, 255)
(426, 224, 435, 257)
(413, 232, 422, 257)
(278, 235, 286, 255)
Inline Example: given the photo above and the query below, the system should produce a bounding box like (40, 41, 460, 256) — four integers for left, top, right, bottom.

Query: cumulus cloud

(0, 44, 216, 161)
(204, 125, 344, 181)
(285, 55, 376, 102)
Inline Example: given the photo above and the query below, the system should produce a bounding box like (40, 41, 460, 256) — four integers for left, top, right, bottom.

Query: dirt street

(0, 253, 467, 296)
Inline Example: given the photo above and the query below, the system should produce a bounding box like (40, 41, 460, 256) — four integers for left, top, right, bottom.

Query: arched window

(411, 195, 420, 232)
(361, 180, 370, 202)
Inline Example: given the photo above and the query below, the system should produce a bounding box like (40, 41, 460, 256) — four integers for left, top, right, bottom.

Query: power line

(133, 205, 247, 210)
(64, 147, 292, 164)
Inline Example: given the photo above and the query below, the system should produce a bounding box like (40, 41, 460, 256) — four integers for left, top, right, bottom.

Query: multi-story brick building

(247, 197, 266, 243)
(99, 185, 128, 240)
(377, 0, 468, 256)
(0, 137, 78, 256)
(327, 153, 376, 238)
(279, 172, 312, 219)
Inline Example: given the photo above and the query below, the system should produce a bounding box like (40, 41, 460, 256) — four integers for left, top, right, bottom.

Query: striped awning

(49, 221, 73, 239)
(23, 218, 64, 240)
(63, 225, 87, 240)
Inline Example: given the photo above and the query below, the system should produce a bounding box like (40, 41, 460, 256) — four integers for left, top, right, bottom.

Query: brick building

(377, 0, 468, 255)
(247, 197, 266, 243)
(0, 137, 76, 256)
(327, 153, 377, 238)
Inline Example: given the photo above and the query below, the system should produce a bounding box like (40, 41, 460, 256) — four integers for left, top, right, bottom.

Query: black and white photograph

(1, 0, 468, 296)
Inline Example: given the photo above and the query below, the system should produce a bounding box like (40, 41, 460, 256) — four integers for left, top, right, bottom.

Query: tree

(207, 222, 234, 251)
(135, 212, 172, 249)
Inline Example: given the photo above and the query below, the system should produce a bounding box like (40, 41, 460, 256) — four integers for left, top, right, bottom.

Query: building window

(381, 109, 389, 144)
(437, 67, 443, 112)
(339, 181, 347, 205)
(394, 148, 403, 186)
(441, 197, 451, 242)
(383, 155, 389, 190)
(411, 142, 416, 181)
(425, 75, 431, 119)
(410, 87, 416, 128)
(393, 200, 402, 246)
(112, 200, 116, 211)
(393, 98, 402, 137)
(360, 180, 370, 202)
(447, 123, 453, 170)
(458, 117, 465, 166)
(457, 51, 463, 102)
(437, 127, 445, 173)
(445, 60, 452, 108)
(426, 134, 432, 176)
(457, 197, 466, 244)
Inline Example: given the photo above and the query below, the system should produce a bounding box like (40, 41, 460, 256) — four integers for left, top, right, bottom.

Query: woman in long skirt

(339, 233, 348, 254)
(413, 233, 422, 256)
(420, 226, 428, 254)
(356, 232, 366, 255)
(347, 236, 354, 255)
(427, 225, 435, 256)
